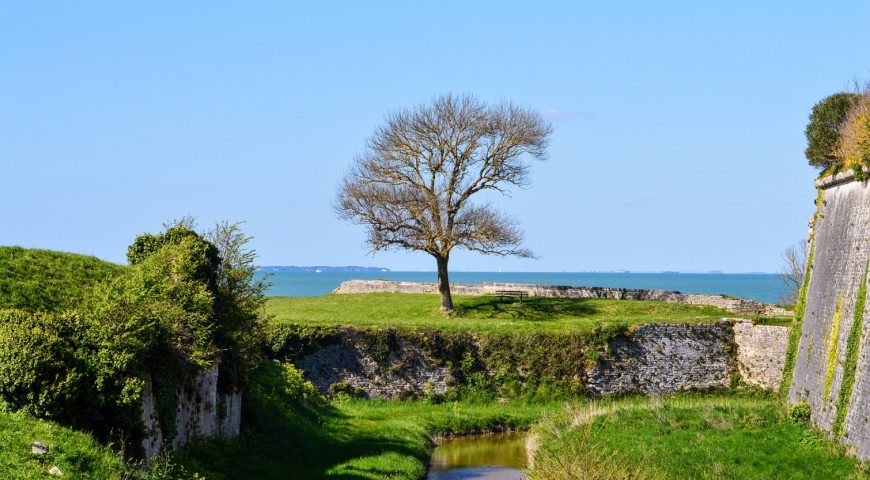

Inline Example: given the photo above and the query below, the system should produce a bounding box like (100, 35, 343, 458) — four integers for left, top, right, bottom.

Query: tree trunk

(435, 254, 454, 312)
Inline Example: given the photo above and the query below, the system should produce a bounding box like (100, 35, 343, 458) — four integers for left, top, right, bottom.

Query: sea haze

(257, 271, 789, 305)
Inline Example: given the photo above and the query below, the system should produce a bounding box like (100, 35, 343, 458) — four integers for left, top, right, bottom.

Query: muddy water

(427, 432, 528, 480)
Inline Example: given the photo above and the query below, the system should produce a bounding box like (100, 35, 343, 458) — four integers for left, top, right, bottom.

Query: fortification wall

(141, 360, 241, 460)
(288, 321, 786, 399)
(790, 170, 870, 458)
(334, 280, 790, 316)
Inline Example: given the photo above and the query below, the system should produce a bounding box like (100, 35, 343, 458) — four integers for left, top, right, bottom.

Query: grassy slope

(266, 293, 735, 334)
(0, 246, 125, 312)
(530, 396, 862, 480)
(0, 411, 127, 480)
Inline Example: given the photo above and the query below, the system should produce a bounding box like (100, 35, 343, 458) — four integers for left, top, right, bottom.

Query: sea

(259, 271, 789, 305)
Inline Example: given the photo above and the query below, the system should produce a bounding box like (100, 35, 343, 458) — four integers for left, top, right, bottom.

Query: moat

(427, 432, 528, 480)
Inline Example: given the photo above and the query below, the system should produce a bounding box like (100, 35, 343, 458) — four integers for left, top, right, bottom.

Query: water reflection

(428, 432, 528, 480)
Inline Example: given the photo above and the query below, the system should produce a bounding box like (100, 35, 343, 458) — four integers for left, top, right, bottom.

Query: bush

(0, 309, 98, 429)
(789, 401, 812, 423)
(805, 92, 859, 169)
(834, 89, 870, 175)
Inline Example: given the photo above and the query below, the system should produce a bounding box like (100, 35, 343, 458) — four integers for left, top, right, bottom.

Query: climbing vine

(833, 261, 870, 437)
(780, 189, 824, 397)
(823, 295, 844, 404)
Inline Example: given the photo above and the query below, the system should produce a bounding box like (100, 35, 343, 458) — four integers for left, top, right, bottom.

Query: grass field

(530, 396, 864, 480)
(265, 292, 740, 334)
(0, 410, 128, 480)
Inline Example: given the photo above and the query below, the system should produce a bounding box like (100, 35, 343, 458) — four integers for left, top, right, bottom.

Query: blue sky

(2, 1, 868, 272)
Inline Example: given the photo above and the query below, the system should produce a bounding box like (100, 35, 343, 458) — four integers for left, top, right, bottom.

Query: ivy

(823, 295, 844, 404)
(833, 261, 870, 437)
(780, 189, 824, 397)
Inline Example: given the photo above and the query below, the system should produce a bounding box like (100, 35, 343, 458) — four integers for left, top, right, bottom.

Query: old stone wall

(790, 170, 870, 459)
(291, 321, 786, 399)
(141, 360, 241, 460)
(294, 329, 451, 398)
(587, 322, 735, 395)
(334, 280, 790, 317)
(733, 321, 788, 390)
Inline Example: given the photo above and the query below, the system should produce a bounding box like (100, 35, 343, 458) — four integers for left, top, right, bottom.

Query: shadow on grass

(176, 362, 427, 480)
(453, 296, 598, 321)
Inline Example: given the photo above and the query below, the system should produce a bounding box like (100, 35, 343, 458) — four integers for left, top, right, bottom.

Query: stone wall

(290, 321, 787, 400)
(733, 321, 788, 390)
(334, 280, 790, 317)
(790, 169, 870, 459)
(294, 329, 451, 398)
(141, 360, 241, 460)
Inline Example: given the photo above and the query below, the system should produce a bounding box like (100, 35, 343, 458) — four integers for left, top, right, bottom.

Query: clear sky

(2, 1, 868, 272)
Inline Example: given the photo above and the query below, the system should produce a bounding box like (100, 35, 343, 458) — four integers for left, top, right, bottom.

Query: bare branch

(334, 94, 552, 310)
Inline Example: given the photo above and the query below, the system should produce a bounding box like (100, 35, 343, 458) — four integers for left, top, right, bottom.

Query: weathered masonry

(285, 320, 786, 400)
(789, 169, 870, 459)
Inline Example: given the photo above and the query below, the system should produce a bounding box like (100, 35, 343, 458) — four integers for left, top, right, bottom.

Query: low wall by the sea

(285, 320, 787, 400)
(333, 280, 791, 317)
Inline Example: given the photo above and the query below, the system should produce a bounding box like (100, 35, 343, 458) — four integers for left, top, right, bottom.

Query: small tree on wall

(805, 92, 859, 169)
(335, 94, 552, 312)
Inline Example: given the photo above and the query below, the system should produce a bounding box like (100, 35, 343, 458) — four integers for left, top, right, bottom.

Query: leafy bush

(834, 89, 870, 175)
(789, 401, 812, 422)
(0, 309, 97, 428)
(805, 92, 859, 169)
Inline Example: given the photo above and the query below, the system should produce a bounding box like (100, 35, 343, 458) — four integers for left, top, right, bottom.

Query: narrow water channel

(427, 431, 528, 480)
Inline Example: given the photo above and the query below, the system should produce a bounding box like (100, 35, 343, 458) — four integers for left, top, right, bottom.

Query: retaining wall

(289, 320, 786, 399)
(790, 170, 870, 458)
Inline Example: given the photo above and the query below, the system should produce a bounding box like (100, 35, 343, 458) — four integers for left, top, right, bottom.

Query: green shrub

(789, 401, 812, 422)
(805, 92, 859, 169)
(834, 90, 870, 175)
(0, 309, 98, 428)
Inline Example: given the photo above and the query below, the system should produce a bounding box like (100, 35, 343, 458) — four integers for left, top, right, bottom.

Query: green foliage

(0, 222, 267, 457)
(0, 309, 97, 429)
(824, 295, 845, 403)
(789, 401, 812, 423)
(781, 190, 822, 397)
(0, 246, 124, 313)
(833, 261, 870, 437)
(805, 92, 859, 169)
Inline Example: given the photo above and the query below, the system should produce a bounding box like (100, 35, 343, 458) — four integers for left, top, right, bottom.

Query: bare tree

(780, 240, 809, 307)
(336, 94, 552, 311)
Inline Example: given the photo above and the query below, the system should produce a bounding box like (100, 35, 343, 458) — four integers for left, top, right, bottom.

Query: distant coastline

(259, 265, 390, 273)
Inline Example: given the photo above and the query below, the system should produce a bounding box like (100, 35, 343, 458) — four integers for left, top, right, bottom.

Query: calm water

(428, 432, 528, 480)
(259, 271, 787, 304)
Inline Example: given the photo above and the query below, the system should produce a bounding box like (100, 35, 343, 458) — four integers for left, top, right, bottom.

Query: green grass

(0, 410, 128, 480)
(530, 395, 864, 480)
(0, 246, 125, 312)
(177, 362, 559, 480)
(266, 293, 736, 334)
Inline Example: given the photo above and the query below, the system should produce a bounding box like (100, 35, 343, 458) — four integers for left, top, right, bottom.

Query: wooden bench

(493, 290, 528, 304)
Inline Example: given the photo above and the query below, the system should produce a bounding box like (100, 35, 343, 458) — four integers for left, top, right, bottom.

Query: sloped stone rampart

(791, 170, 870, 459)
(333, 280, 790, 316)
